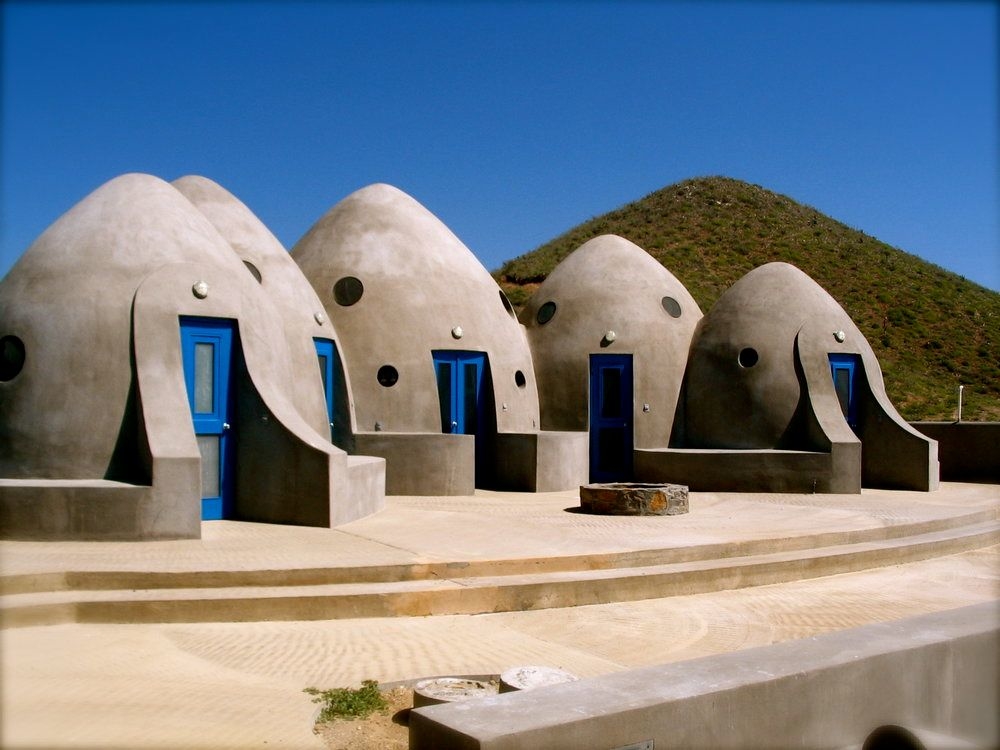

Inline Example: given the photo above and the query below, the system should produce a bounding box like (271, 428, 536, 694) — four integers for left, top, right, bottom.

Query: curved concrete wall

(520, 235, 702, 448)
(172, 175, 340, 441)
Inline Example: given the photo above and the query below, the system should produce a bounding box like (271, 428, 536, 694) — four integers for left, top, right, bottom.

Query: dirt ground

(314, 686, 412, 750)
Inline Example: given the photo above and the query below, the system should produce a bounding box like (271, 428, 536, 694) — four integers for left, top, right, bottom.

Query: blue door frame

(433, 351, 486, 435)
(314, 338, 337, 439)
(829, 353, 861, 431)
(589, 353, 634, 483)
(180, 317, 236, 520)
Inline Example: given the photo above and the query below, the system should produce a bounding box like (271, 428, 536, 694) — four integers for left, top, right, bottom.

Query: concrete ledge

(354, 432, 474, 495)
(409, 602, 1000, 749)
(0, 479, 172, 541)
(635, 448, 851, 493)
(911, 422, 1000, 483)
(492, 431, 588, 492)
(339, 454, 386, 526)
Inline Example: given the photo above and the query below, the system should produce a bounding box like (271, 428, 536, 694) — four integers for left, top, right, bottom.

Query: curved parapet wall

(0, 174, 383, 539)
(519, 235, 702, 449)
(172, 175, 339, 442)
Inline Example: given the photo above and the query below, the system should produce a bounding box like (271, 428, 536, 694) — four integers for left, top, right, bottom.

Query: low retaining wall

(634, 446, 861, 493)
(354, 432, 474, 495)
(911, 422, 1000, 482)
(0, 479, 166, 540)
(409, 603, 999, 749)
(492, 431, 588, 492)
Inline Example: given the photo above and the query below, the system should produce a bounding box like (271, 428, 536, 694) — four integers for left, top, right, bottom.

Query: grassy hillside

(497, 177, 999, 421)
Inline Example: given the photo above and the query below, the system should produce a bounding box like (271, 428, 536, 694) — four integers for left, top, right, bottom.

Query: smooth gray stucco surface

(409, 602, 999, 749)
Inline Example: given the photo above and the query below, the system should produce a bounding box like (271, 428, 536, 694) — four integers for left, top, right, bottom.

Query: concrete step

(2, 505, 996, 595)
(2, 519, 996, 628)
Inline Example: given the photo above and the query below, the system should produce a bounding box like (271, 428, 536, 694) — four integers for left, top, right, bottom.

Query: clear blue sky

(2, 1, 997, 290)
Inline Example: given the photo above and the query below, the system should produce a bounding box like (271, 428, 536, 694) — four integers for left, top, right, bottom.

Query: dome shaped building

(519, 235, 702, 482)
(638, 262, 938, 492)
(292, 184, 587, 494)
(0, 174, 384, 540)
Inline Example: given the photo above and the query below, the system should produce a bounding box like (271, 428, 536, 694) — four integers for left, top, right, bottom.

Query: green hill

(497, 176, 999, 421)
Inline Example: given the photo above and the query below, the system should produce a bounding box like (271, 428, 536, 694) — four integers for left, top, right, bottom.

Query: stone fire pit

(580, 482, 689, 516)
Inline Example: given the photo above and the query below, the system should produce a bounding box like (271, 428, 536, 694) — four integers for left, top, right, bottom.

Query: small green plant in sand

(305, 680, 388, 722)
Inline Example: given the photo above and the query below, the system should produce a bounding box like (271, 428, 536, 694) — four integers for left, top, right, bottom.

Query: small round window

(738, 347, 759, 368)
(536, 301, 557, 325)
(333, 276, 364, 306)
(514, 370, 526, 388)
(243, 260, 262, 284)
(661, 296, 682, 318)
(376, 365, 398, 387)
(0, 335, 26, 382)
(499, 290, 516, 318)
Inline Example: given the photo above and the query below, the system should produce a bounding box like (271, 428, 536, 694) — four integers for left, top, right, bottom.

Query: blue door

(433, 351, 486, 435)
(180, 318, 235, 520)
(829, 354, 861, 431)
(589, 354, 634, 483)
(314, 339, 337, 439)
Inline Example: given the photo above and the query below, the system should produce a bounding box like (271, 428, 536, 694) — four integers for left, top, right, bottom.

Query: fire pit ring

(580, 482, 689, 516)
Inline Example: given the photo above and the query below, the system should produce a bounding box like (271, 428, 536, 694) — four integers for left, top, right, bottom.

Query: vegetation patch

(305, 680, 388, 723)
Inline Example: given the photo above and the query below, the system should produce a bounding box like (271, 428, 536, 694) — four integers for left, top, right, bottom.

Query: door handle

(451, 421, 458, 432)
(223, 422, 231, 431)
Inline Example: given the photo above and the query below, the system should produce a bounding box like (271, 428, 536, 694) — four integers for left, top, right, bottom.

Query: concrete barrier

(409, 603, 999, 749)
(911, 422, 1000, 483)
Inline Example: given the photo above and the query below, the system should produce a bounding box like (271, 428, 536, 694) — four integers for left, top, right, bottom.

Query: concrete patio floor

(2, 482, 998, 749)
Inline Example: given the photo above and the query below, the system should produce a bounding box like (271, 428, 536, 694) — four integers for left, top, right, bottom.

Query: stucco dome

(682, 262, 874, 449)
(520, 235, 702, 446)
(291, 183, 539, 434)
(0, 173, 242, 479)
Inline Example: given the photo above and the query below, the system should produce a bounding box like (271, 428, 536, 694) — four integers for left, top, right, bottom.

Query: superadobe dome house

(0, 173, 384, 540)
(0, 175, 945, 544)
(292, 183, 588, 494)
(637, 262, 939, 492)
(519, 235, 703, 482)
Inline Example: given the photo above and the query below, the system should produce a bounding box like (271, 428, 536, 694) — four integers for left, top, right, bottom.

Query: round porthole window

(377, 365, 398, 387)
(661, 296, 682, 318)
(499, 290, 516, 318)
(333, 276, 364, 306)
(536, 301, 557, 325)
(0, 335, 26, 382)
(514, 370, 526, 388)
(738, 347, 759, 368)
(243, 260, 262, 284)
